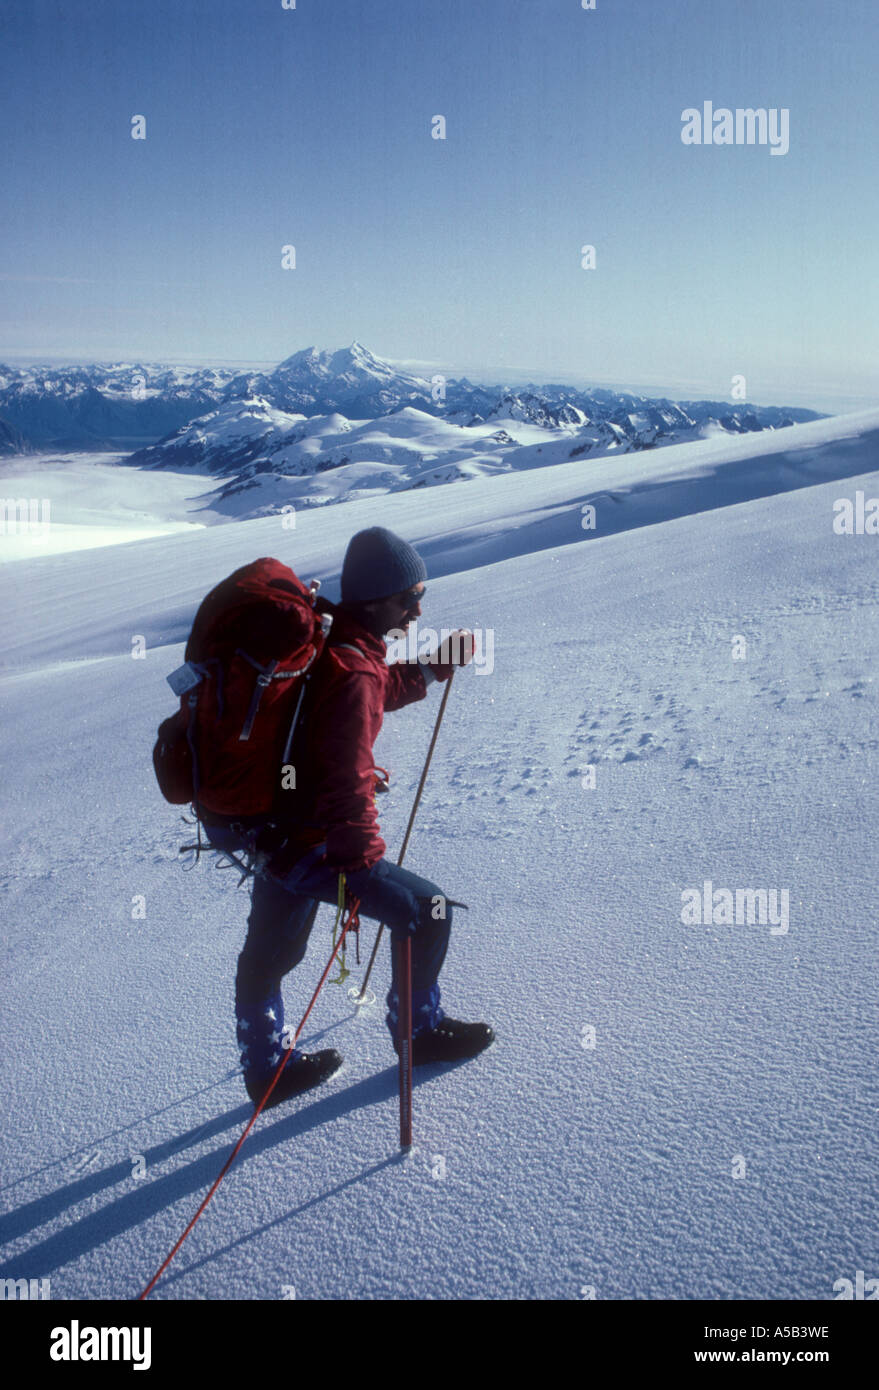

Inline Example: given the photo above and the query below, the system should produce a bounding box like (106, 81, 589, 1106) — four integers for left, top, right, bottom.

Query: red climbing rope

(138, 893, 361, 1301)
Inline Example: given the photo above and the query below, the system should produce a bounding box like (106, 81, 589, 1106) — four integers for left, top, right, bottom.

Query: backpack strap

(236, 656, 280, 741)
(281, 674, 310, 767)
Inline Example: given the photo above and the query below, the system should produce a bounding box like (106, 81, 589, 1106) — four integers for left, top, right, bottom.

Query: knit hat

(341, 527, 427, 603)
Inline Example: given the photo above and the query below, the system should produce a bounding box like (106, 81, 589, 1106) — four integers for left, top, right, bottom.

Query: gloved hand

(425, 628, 475, 682)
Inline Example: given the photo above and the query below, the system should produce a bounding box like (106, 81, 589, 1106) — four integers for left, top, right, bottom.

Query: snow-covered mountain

(0, 415, 30, 456)
(125, 397, 593, 516)
(223, 342, 434, 419)
(117, 356, 824, 519)
(0, 361, 236, 451)
(0, 344, 821, 458)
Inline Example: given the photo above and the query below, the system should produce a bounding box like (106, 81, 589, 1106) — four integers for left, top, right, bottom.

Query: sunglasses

(400, 585, 426, 609)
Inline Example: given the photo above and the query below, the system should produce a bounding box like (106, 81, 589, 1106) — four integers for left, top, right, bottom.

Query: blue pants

(204, 824, 452, 1079)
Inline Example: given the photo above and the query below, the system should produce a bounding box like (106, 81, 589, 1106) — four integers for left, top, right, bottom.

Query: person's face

(374, 583, 425, 635)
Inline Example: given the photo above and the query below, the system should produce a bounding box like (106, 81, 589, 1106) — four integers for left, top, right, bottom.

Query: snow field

(1, 411, 877, 1298)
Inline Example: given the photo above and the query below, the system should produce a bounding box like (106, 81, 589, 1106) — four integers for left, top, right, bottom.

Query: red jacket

(281, 603, 443, 870)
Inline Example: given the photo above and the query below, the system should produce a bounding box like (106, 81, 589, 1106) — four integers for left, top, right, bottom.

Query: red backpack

(152, 558, 332, 817)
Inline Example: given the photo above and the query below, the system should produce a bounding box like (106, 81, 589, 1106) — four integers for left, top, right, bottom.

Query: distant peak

(273, 341, 398, 382)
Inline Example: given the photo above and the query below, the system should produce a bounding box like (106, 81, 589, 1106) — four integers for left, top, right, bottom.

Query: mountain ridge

(0, 342, 822, 456)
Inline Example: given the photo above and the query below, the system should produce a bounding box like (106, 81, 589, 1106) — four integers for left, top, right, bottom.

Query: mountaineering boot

(387, 981, 494, 1062)
(245, 1048, 343, 1107)
(407, 1018, 495, 1065)
(238, 990, 342, 1107)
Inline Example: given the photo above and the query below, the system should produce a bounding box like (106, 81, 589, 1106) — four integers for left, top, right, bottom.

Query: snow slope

(0, 453, 207, 561)
(0, 409, 877, 1299)
(4, 408, 878, 668)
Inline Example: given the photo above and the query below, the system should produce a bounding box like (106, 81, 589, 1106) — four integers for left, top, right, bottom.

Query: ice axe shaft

(397, 934, 413, 1149)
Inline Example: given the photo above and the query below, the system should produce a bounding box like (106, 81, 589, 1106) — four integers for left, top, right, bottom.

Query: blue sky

(2, 0, 877, 411)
